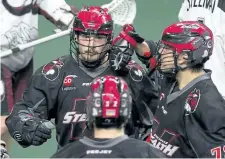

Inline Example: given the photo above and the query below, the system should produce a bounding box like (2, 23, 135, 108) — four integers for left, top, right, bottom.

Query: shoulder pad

(126, 60, 147, 82)
(126, 60, 146, 71)
(41, 56, 69, 81)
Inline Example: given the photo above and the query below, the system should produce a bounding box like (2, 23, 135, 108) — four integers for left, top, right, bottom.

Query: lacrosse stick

(0, 0, 136, 58)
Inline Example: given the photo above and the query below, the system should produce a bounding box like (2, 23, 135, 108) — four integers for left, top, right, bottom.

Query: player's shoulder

(145, 40, 157, 53)
(34, 55, 71, 83)
(184, 75, 225, 133)
(51, 140, 85, 158)
(184, 74, 225, 116)
(122, 137, 150, 146)
(194, 75, 224, 102)
(125, 60, 147, 82)
(120, 138, 165, 158)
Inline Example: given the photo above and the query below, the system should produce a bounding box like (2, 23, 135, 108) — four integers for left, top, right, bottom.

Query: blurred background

(9, 0, 182, 157)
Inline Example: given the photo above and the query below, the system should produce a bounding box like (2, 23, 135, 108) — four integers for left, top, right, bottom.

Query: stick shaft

(0, 29, 70, 58)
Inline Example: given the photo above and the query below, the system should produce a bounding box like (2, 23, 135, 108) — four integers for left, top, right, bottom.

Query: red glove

(112, 24, 157, 70)
(113, 24, 153, 59)
(113, 24, 145, 47)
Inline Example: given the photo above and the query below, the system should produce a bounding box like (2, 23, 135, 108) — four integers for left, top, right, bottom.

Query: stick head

(101, 0, 136, 26)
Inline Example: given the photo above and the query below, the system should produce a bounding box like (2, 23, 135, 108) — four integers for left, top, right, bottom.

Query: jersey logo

(42, 59, 64, 81)
(12, 131, 23, 142)
(86, 150, 112, 155)
(62, 75, 77, 91)
(184, 88, 201, 115)
(82, 82, 91, 86)
(63, 112, 87, 123)
(69, 98, 89, 140)
(151, 118, 180, 156)
(128, 62, 144, 82)
(151, 133, 179, 156)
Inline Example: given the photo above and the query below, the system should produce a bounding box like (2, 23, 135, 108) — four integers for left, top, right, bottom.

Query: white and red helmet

(86, 75, 132, 128)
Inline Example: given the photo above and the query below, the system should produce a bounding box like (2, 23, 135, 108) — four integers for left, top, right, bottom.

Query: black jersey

(51, 135, 166, 158)
(6, 54, 158, 148)
(152, 72, 225, 158)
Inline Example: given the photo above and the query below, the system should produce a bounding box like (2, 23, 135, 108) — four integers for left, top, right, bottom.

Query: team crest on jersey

(42, 59, 64, 81)
(184, 88, 201, 115)
(127, 60, 144, 82)
(62, 75, 77, 91)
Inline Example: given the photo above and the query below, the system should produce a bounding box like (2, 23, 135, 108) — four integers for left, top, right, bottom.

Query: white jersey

(178, 0, 225, 98)
(0, 0, 71, 72)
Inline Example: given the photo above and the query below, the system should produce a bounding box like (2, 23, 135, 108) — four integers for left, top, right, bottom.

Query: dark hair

(189, 63, 204, 73)
(94, 117, 125, 129)
(180, 51, 204, 73)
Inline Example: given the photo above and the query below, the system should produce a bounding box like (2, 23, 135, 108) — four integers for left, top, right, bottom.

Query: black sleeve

(146, 40, 157, 55)
(5, 63, 60, 147)
(126, 61, 159, 126)
(148, 143, 167, 158)
(185, 89, 225, 158)
(136, 40, 158, 68)
(119, 138, 166, 158)
(51, 141, 86, 158)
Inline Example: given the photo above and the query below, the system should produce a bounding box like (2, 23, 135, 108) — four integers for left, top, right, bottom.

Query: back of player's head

(86, 75, 132, 129)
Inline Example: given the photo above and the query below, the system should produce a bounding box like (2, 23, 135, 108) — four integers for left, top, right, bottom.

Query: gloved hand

(113, 24, 145, 47)
(112, 24, 155, 70)
(18, 118, 55, 146)
(0, 140, 9, 159)
(54, 5, 79, 33)
(110, 24, 139, 71)
(110, 46, 133, 71)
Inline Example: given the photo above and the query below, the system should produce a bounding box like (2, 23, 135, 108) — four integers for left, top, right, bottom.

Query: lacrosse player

(178, 0, 225, 98)
(126, 21, 225, 158)
(51, 75, 165, 158)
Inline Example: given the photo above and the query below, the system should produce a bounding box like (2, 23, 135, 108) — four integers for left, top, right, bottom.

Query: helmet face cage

(156, 21, 213, 75)
(86, 75, 132, 128)
(70, 6, 114, 68)
(156, 42, 178, 74)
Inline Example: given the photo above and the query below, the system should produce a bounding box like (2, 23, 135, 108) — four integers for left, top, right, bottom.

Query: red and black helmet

(70, 6, 114, 68)
(86, 75, 132, 128)
(157, 21, 214, 73)
(73, 6, 113, 35)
